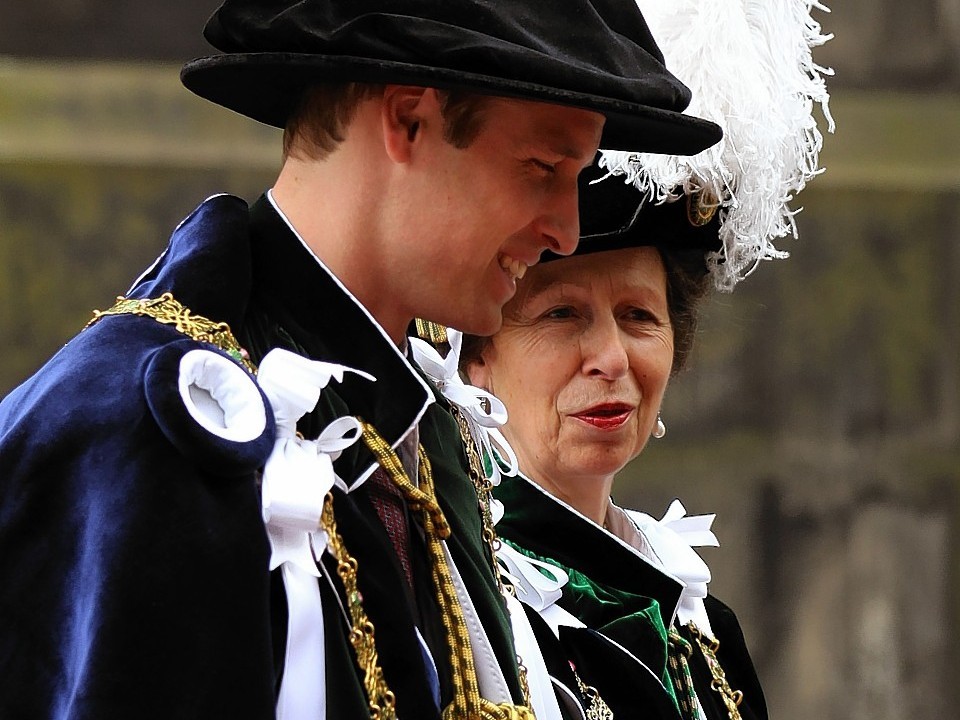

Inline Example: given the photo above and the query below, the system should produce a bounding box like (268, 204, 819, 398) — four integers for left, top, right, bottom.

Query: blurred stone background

(0, 2, 957, 719)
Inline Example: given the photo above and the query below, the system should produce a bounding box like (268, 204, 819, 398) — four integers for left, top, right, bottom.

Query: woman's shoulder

(664, 593, 767, 720)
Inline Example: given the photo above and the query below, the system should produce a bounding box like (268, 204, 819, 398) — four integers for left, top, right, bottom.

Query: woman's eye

(544, 306, 575, 320)
(624, 307, 658, 324)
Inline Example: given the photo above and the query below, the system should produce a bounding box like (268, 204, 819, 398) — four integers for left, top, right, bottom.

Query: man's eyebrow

(548, 141, 596, 167)
(524, 129, 597, 164)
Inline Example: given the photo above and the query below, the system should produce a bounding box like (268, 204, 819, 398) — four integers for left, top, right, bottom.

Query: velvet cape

(0, 193, 524, 719)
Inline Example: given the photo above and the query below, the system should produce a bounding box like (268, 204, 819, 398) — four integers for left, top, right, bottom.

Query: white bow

(627, 499, 719, 632)
(261, 416, 364, 573)
(256, 348, 374, 720)
(409, 328, 518, 485)
(496, 542, 568, 613)
(259, 349, 373, 566)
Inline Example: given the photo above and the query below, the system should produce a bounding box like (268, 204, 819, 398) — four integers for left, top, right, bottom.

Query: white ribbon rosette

(496, 543, 570, 616)
(409, 328, 518, 486)
(176, 348, 268, 442)
(627, 499, 720, 633)
(257, 348, 375, 720)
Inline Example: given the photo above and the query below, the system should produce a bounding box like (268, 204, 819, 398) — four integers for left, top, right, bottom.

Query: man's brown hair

(282, 83, 490, 160)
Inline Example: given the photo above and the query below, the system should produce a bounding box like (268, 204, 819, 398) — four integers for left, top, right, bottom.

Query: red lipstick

(572, 403, 633, 430)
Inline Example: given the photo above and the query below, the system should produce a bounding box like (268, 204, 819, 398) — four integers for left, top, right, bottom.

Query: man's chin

(454, 311, 503, 339)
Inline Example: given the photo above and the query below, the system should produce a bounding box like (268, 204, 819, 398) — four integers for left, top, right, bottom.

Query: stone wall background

(1, 2, 958, 719)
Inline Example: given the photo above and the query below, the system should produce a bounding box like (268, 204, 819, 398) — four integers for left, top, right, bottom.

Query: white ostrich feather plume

(600, 0, 835, 291)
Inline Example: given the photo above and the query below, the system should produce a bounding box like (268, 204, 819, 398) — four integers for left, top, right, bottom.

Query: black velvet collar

(494, 473, 683, 628)
(247, 193, 434, 483)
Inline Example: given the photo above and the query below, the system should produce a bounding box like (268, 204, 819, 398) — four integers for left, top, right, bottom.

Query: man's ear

(381, 85, 437, 163)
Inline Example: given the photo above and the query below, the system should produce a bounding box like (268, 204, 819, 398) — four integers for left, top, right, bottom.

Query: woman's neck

(532, 471, 614, 526)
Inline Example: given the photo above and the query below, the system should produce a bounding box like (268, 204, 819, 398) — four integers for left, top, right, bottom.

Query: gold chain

(86, 292, 256, 373)
(687, 622, 744, 720)
(451, 408, 503, 589)
(320, 493, 397, 720)
(452, 403, 611, 720)
(573, 667, 615, 720)
(450, 407, 534, 705)
(87, 294, 399, 714)
(361, 422, 535, 720)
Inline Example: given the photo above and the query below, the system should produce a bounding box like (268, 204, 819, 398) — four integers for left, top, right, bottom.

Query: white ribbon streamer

(257, 348, 374, 720)
(443, 544, 513, 705)
(503, 592, 568, 720)
(627, 499, 719, 633)
(409, 329, 518, 485)
(274, 562, 326, 720)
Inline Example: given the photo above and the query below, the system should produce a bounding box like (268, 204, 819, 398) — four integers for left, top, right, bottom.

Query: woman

(460, 176, 766, 720)
(454, 0, 834, 715)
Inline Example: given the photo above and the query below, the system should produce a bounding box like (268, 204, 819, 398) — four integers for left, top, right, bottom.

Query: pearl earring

(652, 413, 666, 439)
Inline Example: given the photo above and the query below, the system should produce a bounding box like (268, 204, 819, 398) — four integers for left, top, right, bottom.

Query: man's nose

(536, 182, 580, 256)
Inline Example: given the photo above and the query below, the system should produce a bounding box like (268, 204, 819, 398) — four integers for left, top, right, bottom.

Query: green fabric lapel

(502, 539, 678, 710)
(495, 474, 687, 710)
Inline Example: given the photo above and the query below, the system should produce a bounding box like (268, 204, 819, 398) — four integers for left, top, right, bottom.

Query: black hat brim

(181, 53, 721, 155)
(536, 160, 722, 262)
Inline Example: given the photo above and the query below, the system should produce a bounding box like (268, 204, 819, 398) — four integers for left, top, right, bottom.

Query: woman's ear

(464, 356, 492, 393)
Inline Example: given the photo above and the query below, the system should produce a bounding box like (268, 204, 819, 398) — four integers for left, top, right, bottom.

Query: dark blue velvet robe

(0, 194, 523, 719)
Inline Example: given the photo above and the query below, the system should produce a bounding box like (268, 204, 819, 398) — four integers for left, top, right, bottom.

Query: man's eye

(530, 159, 557, 174)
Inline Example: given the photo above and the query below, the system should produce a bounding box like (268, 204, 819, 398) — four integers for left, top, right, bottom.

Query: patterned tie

(365, 434, 417, 589)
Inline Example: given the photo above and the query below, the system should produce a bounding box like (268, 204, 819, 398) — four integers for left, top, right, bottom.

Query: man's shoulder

(0, 305, 273, 484)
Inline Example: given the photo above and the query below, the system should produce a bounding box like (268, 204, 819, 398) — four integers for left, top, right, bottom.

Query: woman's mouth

(571, 403, 634, 430)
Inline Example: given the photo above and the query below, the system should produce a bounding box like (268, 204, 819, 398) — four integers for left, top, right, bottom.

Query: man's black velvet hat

(180, 0, 721, 154)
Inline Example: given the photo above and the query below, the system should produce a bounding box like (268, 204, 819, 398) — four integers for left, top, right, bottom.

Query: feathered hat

(575, 0, 836, 290)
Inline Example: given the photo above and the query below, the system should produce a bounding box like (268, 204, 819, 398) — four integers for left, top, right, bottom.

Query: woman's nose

(581, 315, 629, 379)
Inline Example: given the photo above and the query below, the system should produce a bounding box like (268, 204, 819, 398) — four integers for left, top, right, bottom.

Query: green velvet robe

(495, 473, 768, 720)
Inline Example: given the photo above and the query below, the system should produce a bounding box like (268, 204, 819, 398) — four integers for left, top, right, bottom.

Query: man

(0, 1, 720, 718)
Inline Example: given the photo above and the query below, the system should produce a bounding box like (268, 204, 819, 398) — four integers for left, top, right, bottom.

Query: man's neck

(271, 161, 411, 346)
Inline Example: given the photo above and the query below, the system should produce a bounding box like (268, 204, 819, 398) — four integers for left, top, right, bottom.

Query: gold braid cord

(668, 627, 699, 720)
(361, 422, 535, 720)
(86, 293, 256, 373)
(687, 622, 744, 720)
(414, 318, 449, 345)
